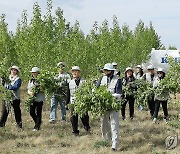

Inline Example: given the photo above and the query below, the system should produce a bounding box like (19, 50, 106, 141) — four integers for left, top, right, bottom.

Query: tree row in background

(0, 0, 163, 80)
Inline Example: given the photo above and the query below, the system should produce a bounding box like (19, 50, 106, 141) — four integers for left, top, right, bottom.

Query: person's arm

(66, 83, 70, 105)
(7, 78, 21, 91)
(153, 78, 159, 88)
(27, 81, 34, 95)
(27, 80, 32, 90)
(66, 74, 71, 83)
(133, 72, 136, 79)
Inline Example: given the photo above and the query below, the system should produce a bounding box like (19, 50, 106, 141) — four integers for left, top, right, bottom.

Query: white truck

(142, 48, 180, 72)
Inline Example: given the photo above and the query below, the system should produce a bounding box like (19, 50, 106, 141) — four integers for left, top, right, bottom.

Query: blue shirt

(8, 78, 22, 91)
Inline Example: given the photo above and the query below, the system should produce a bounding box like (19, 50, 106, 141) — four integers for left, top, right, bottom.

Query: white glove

(112, 93, 121, 99)
(92, 88, 95, 92)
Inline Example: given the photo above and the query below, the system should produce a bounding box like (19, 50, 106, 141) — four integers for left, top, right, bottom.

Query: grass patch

(168, 121, 180, 129)
(0, 130, 17, 142)
(60, 141, 71, 147)
(58, 132, 65, 138)
(93, 140, 111, 148)
(16, 142, 30, 148)
(0, 92, 179, 153)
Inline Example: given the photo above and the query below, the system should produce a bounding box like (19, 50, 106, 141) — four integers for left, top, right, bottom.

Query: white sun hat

(112, 62, 118, 66)
(135, 65, 142, 69)
(157, 68, 165, 73)
(71, 66, 80, 71)
(125, 67, 133, 73)
(30, 67, 40, 73)
(103, 63, 116, 71)
(9, 65, 20, 72)
(147, 65, 154, 70)
(57, 62, 66, 67)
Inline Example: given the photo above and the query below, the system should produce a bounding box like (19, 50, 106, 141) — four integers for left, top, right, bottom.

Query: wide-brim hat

(157, 68, 165, 73)
(147, 65, 154, 70)
(57, 62, 66, 68)
(112, 62, 118, 66)
(135, 65, 142, 69)
(71, 66, 80, 71)
(30, 67, 40, 73)
(103, 63, 116, 71)
(9, 65, 20, 72)
(125, 67, 133, 73)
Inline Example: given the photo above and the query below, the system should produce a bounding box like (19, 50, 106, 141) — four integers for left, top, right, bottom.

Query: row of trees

(0, 0, 163, 80)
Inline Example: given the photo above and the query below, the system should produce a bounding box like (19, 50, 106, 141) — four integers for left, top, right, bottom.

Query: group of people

(134, 64, 169, 124)
(0, 61, 169, 151)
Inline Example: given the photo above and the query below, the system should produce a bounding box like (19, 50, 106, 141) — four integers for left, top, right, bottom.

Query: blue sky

(0, 0, 180, 49)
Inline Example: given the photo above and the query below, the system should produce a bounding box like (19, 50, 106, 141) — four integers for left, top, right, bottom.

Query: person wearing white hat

(152, 68, 169, 124)
(49, 62, 71, 123)
(96, 63, 122, 151)
(147, 65, 154, 70)
(143, 65, 157, 119)
(29, 67, 40, 73)
(121, 67, 136, 121)
(27, 67, 45, 131)
(112, 62, 120, 76)
(57, 62, 66, 68)
(134, 65, 144, 80)
(66, 66, 90, 136)
(0, 65, 22, 128)
(133, 65, 144, 111)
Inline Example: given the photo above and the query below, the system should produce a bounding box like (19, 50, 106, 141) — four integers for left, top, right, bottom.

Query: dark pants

(121, 96, 135, 118)
(148, 97, 155, 117)
(70, 108, 90, 134)
(30, 101, 43, 130)
(153, 100, 168, 119)
(0, 99, 22, 128)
